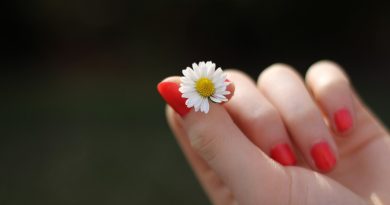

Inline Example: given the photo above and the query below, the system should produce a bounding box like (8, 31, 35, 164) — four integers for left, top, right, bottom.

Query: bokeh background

(1, 0, 390, 204)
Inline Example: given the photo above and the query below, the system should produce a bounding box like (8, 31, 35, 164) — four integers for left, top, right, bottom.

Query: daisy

(179, 61, 231, 114)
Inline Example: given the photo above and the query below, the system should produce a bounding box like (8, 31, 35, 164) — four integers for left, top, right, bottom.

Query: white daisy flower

(179, 61, 231, 114)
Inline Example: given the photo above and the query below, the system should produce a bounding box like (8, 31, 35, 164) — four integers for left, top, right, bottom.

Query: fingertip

(257, 63, 302, 90)
(306, 60, 350, 86)
(157, 77, 191, 117)
(305, 61, 355, 135)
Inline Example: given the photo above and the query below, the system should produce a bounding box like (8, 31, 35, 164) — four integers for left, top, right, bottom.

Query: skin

(163, 61, 390, 205)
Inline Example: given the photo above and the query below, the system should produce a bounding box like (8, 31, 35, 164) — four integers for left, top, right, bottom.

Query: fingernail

(334, 108, 353, 133)
(270, 143, 297, 166)
(157, 82, 191, 117)
(311, 141, 336, 172)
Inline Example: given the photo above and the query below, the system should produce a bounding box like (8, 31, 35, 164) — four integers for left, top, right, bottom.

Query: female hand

(157, 61, 390, 205)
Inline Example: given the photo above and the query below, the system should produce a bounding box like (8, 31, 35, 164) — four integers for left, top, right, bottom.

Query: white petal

(214, 86, 226, 91)
(213, 79, 225, 88)
(182, 67, 192, 77)
(193, 100, 202, 110)
(213, 93, 228, 101)
(179, 83, 192, 89)
(206, 66, 212, 77)
(201, 64, 208, 77)
(179, 86, 195, 93)
(210, 96, 222, 103)
(211, 92, 225, 98)
(185, 99, 191, 107)
(181, 77, 195, 85)
(192, 63, 199, 70)
(222, 90, 231, 95)
(200, 68, 206, 78)
(201, 98, 209, 113)
(182, 91, 198, 98)
(214, 89, 230, 96)
(194, 61, 205, 79)
(180, 82, 195, 88)
(199, 61, 206, 68)
(214, 86, 227, 93)
(182, 68, 189, 76)
(192, 66, 201, 79)
(212, 73, 226, 83)
(195, 97, 203, 112)
(190, 67, 201, 80)
(206, 61, 212, 67)
(181, 93, 199, 99)
(183, 67, 198, 81)
(213, 68, 223, 78)
(212, 93, 227, 99)
(215, 97, 227, 102)
(186, 94, 202, 107)
(194, 98, 202, 111)
(180, 84, 195, 89)
(206, 63, 216, 78)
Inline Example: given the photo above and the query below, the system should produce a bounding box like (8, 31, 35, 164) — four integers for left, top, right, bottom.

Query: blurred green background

(1, 0, 390, 204)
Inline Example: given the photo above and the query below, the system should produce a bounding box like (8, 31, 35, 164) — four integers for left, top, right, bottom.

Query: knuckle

(248, 105, 280, 127)
(188, 127, 221, 162)
(285, 168, 310, 205)
(284, 105, 318, 126)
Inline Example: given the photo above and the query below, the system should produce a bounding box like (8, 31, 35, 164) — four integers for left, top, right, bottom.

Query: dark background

(1, 0, 390, 204)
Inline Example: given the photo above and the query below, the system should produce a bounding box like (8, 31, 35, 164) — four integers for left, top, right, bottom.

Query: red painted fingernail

(157, 82, 191, 117)
(334, 108, 353, 133)
(270, 143, 297, 166)
(311, 141, 336, 172)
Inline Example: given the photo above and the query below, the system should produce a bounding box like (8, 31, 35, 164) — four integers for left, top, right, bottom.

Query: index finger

(158, 77, 290, 205)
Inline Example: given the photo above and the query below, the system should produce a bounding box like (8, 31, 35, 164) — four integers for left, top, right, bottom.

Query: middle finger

(224, 70, 297, 166)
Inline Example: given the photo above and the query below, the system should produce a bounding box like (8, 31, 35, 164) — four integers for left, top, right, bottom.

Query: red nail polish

(157, 82, 191, 117)
(334, 108, 353, 133)
(311, 141, 336, 172)
(270, 143, 297, 166)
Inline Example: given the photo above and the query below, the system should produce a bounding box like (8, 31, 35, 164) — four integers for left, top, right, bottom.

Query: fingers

(224, 70, 297, 166)
(306, 61, 355, 135)
(258, 64, 338, 172)
(158, 77, 290, 205)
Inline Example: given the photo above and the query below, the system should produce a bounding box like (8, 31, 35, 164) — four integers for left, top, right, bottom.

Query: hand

(157, 61, 390, 205)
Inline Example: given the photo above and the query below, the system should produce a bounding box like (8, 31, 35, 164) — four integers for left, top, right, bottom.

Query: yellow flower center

(195, 78, 215, 97)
